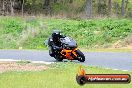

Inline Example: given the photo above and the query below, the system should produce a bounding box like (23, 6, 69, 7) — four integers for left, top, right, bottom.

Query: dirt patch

(112, 40, 122, 48)
(111, 40, 132, 49)
(112, 44, 132, 49)
(0, 62, 49, 73)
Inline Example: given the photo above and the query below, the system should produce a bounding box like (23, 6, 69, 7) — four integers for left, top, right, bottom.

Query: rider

(48, 30, 65, 56)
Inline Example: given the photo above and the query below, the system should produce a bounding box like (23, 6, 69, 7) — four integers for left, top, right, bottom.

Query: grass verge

(0, 62, 131, 88)
(0, 17, 132, 49)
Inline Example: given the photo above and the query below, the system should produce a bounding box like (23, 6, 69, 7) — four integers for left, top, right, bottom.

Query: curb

(0, 59, 54, 65)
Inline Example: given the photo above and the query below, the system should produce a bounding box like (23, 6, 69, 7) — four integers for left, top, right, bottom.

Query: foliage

(0, 17, 132, 49)
(0, 0, 131, 18)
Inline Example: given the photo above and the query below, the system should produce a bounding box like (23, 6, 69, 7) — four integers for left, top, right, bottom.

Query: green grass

(0, 16, 132, 49)
(0, 62, 131, 88)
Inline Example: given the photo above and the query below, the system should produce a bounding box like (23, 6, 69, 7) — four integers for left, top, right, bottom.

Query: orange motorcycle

(48, 37, 85, 62)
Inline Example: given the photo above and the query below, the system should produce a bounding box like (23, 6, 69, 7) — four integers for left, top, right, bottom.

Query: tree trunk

(98, 0, 101, 15)
(125, 0, 128, 10)
(115, 2, 119, 16)
(10, 0, 15, 16)
(85, 0, 92, 18)
(22, 0, 24, 16)
(2, 0, 5, 15)
(121, 0, 125, 16)
(43, 0, 51, 15)
(54, 0, 57, 3)
(69, 0, 73, 3)
(44, 0, 50, 7)
(108, 0, 112, 16)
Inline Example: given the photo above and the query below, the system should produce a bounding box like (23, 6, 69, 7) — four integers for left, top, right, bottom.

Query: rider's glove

(53, 46, 62, 50)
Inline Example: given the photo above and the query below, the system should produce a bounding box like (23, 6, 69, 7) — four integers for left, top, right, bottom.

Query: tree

(125, 0, 128, 12)
(108, 0, 112, 16)
(69, 0, 73, 3)
(10, 0, 15, 16)
(21, 0, 24, 16)
(121, 0, 125, 16)
(114, 2, 120, 16)
(2, 0, 6, 15)
(53, 0, 57, 3)
(98, 0, 101, 15)
(44, 0, 50, 7)
(97, 0, 107, 16)
(43, 0, 51, 15)
(85, 0, 92, 18)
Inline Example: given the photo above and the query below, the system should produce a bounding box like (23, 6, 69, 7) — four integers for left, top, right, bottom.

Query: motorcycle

(47, 37, 85, 62)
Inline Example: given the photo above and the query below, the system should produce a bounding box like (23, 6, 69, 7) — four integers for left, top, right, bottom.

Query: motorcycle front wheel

(76, 49, 85, 62)
(54, 55, 63, 61)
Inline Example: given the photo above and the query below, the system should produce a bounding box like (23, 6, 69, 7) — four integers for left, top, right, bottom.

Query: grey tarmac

(0, 50, 132, 71)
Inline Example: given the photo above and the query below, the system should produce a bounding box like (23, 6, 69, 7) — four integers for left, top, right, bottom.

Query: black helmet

(52, 30, 61, 37)
(52, 30, 61, 41)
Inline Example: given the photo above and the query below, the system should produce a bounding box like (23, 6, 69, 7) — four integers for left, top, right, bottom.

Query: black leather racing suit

(48, 35, 65, 57)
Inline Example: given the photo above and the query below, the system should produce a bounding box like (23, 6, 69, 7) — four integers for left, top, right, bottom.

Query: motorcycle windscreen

(61, 37, 77, 47)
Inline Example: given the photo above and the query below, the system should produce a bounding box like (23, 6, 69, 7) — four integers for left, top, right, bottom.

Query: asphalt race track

(0, 50, 132, 71)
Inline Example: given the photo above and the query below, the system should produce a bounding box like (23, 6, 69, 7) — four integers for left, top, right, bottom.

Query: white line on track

(0, 59, 54, 65)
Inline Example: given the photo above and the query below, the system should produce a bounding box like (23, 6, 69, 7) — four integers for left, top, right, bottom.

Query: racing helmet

(52, 30, 62, 41)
